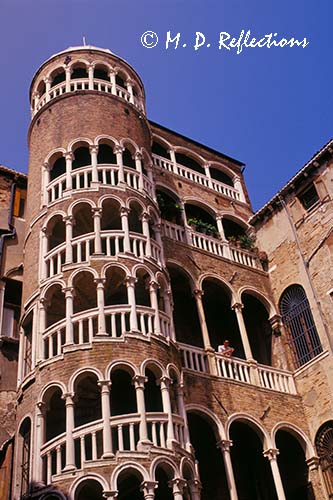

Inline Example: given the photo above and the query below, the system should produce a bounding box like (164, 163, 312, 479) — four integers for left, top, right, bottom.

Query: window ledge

(294, 350, 329, 377)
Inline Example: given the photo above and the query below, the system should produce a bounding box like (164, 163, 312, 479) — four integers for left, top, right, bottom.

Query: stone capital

(149, 280, 160, 291)
(168, 478, 187, 494)
(91, 207, 102, 216)
(193, 288, 204, 299)
(306, 456, 320, 470)
(62, 392, 75, 403)
(120, 206, 130, 216)
(113, 145, 124, 155)
(98, 380, 112, 391)
(65, 151, 74, 161)
(94, 278, 106, 286)
(132, 374, 147, 389)
(89, 144, 99, 154)
(125, 275, 137, 287)
(231, 302, 243, 312)
(217, 439, 233, 452)
(263, 448, 279, 461)
(134, 151, 143, 161)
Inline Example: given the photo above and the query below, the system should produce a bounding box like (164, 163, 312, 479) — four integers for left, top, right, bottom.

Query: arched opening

(72, 145, 91, 170)
(188, 412, 229, 500)
(101, 198, 122, 231)
(169, 369, 180, 415)
(18, 417, 31, 497)
(50, 68, 66, 88)
(152, 141, 171, 159)
(75, 479, 104, 500)
(154, 464, 174, 500)
(44, 387, 66, 442)
(97, 143, 117, 164)
(210, 167, 234, 187)
(116, 74, 126, 89)
(185, 204, 218, 236)
(157, 189, 182, 225)
(156, 275, 167, 313)
(117, 469, 144, 500)
(47, 215, 65, 250)
(242, 293, 272, 365)
(45, 284, 65, 328)
(74, 373, 101, 427)
(128, 201, 143, 234)
(73, 271, 97, 313)
(276, 429, 311, 499)
(71, 64, 88, 79)
(94, 65, 109, 82)
(135, 268, 151, 307)
(123, 147, 136, 169)
(315, 421, 333, 498)
(36, 79, 46, 97)
(50, 155, 66, 181)
(175, 153, 205, 175)
(202, 278, 244, 358)
(72, 203, 94, 237)
(111, 369, 137, 416)
(230, 421, 277, 500)
(279, 284, 322, 368)
(168, 266, 202, 347)
(144, 367, 163, 413)
(22, 312, 33, 377)
(104, 267, 128, 335)
(223, 217, 247, 244)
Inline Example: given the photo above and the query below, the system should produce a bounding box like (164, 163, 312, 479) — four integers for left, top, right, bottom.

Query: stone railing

(152, 154, 242, 201)
(41, 305, 172, 362)
(40, 411, 185, 481)
(33, 78, 145, 116)
(46, 163, 154, 204)
(160, 221, 261, 270)
(179, 343, 297, 395)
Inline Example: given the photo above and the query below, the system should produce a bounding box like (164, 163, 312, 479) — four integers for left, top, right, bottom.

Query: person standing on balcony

(218, 340, 234, 357)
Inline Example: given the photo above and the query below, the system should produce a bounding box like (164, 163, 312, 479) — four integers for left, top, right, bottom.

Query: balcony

(161, 220, 262, 270)
(32, 78, 145, 117)
(179, 343, 297, 395)
(46, 163, 154, 205)
(153, 153, 244, 201)
(40, 412, 186, 483)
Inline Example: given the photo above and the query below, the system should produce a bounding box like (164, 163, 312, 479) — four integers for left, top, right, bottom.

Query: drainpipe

(278, 195, 333, 352)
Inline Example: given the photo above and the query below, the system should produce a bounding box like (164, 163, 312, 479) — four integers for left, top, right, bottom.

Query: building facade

(0, 45, 332, 499)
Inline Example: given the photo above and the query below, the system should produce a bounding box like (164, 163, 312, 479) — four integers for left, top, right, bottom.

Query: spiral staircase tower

(14, 46, 198, 499)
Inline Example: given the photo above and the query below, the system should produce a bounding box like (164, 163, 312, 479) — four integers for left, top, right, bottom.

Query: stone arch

(106, 360, 139, 380)
(186, 403, 226, 441)
(271, 421, 315, 459)
(150, 456, 179, 480)
(126, 195, 146, 213)
(166, 260, 197, 291)
(132, 263, 154, 280)
(120, 137, 140, 154)
(42, 210, 67, 229)
(166, 363, 182, 384)
(152, 133, 173, 152)
(98, 193, 125, 209)
(68, 266, 99, 287)
(40, 279, 66, 300)
(226, 413, 271, 448)
(70, 474, 109, 499)
(101, 262, 130, 280)
(94, 134, 119, 148)
(68, 367, 103, 394)
(68, 136, 94, 152)
(173, 146, 206, 165)
(183, 197, 217, 219)
(111, 461, 150, 490)
(239, 286, 277, 318)
(38, 381, 67, 403)
(45, 148, 67, 165)
(209, 161, 236, 182)
(140, 358, 165, 378)
(180, 456, 196, 479)
(199, 272, 237, 304)
(68, 197, 96, 216)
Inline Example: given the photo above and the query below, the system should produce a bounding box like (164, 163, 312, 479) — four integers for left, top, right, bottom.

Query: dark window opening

(71, 66, 88, 79)
(242, 293, 272, 365)
(51, 71, 65, 88)
(75, 479, 104, 500)
(210, 167, 234, 187)
(2, 279, 22, 339)
(152, 142, 170, 159)
(117, 474, 144, 500)
(97, 144, 116, 164)
(116, 74, 126, 88)
(94, 68, 109, 81)
(315, 421, 333, 499)
(50, 157, 66, 181)
(123, 148, 136, 169)
(19, 418, 31, 497)
(72, 147, 91, 169)
(156, 190, 182, 225)
(175, 153, 205, 174)
(144, 369, 163, 412)
(111, 370, 137, 416)
(298, 184, 320, 211)
(74, 375, 101, 427)
(45, 389, 66, 441)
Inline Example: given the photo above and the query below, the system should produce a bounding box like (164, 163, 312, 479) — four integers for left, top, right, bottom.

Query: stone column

(120, 207, 131, 253)
(92, 207, 103, 255)
(126, 78, 135, 104)
(306, 456, 326, 500)
(149, 280, 161, 335)
(204, 162, 214, 188)
(216, 216, 227, 241)
(35, 402, 46, 481)
(193, 289, 217, 375)
(133, 375, 151, 448)
(176, 384, 192, 452)
(98, 380, 113, 457)
(42, 162, 50, 206)
(63, 287, 74, 345)
(168, 149, 178, 174)
(88, 63, 94, 90)
(263, 448, 286, 500)
(45, 78, 51, 102)
(232, 303, 254, 361)
(153, 223, 165, 266)
(125, 276, 138, 331)
(38, 299, 47, 361)
(103, 492, 119, 500)
(62, 393, 75, 471)
(233, 176, 245, 202)
(90, 144, 99, 184)
(65, 152, 73, 191)
(146, 165, 156, 201)
(64, 215, 73, 264)
(187, 479, 201, 500)
(114, 145, 125, 184)
(217, 439, 238, 500)
(0, 280, 6, 338)
(135, 151, 144, 191)
(141, 212, 152, 258)
(31, 305, 38, 369)
(40, 227, 49, 280)
(141, 481, 158, 500)
(65, 67, 71, 92)
(169, 478, 186, 500)
(17, 327, 25, 386)
(109, 69, 117, 95)
(95, 278, 107, 336)
(159, 376, 176, 448)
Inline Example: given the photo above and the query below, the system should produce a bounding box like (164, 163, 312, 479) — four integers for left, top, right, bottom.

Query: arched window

(279, 285, 322, 368)
(19, 418, 31, 497)
(315, 421, 333, 498)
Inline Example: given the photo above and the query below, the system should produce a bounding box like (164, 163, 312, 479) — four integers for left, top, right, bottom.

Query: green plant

(238, 234, 256, 250)
(227, 235, 238, 244)
(187, 217, 199, 227)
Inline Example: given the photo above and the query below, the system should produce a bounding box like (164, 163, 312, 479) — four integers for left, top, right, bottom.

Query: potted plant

(205, 223, 218, 237)
(187, 217, 199, 230)
(227, 235, 238, 246)
(238, 234, 256, 251)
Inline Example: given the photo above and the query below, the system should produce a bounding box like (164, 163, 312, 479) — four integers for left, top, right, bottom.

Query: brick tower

(13, 46, 326, 500)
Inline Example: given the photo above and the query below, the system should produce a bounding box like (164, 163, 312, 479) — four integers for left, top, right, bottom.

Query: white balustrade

(159, 310, 171, 339)
(45, 243, 66, 278)
(190, 230, 226, 258)
(136, 306, 155, 336)
(230, 246, 260, 269)
(104, 305, 131, 337)
(173, 415, 186, 449)
(42, 320, 66, 360)
(72, 308, 98, 345)
(101, 231, 124, 256)
(34, 79, 145, 116)
(72, 233, 95, 263)
(152, 154, 241, 201)
(160, 221, 186, 243)
(46, 175, 66, 204)
(179, 343, 297, 395)
(71, 165, 92, 190)
(40, 432, 66, 482)
(258, 364, 297, 394)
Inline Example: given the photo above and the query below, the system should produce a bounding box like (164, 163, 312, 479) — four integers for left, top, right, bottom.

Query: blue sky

(0, 0, 331, 210)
